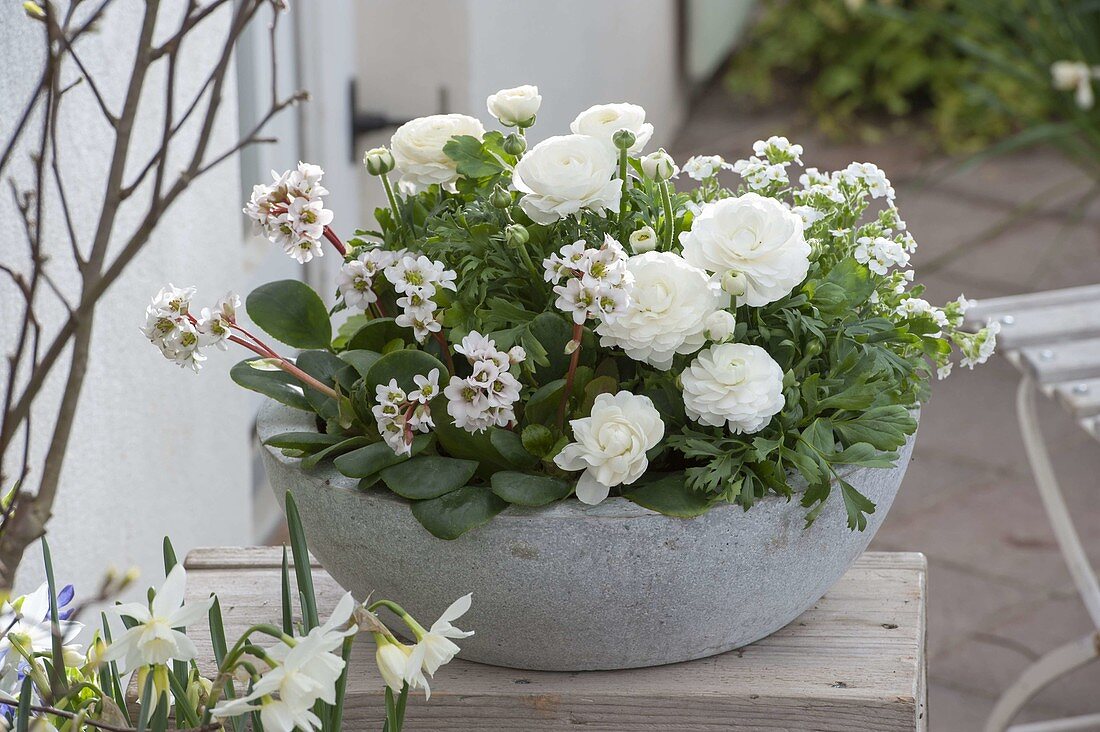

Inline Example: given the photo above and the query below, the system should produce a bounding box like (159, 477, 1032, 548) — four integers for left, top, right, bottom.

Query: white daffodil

(0, 583, 83, 676)
(406, 594, 474, 679)
(374, 635, 413, 694)
(102, 564, 213, 672)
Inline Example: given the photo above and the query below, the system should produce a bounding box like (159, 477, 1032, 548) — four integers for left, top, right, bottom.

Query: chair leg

(983, 632, 1100, 732)
(984, 378, 1100, 731)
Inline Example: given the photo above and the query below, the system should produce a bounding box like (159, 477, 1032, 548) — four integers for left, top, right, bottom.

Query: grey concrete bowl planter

(258, 399, 916, 671)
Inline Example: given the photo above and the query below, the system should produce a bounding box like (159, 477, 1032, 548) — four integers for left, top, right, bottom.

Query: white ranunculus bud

(390, 114, 486, 192)
(721, 270, 748, 297)
(680, 193, 811, 307)
(596, 251, 730, 370)
(640, 149, 678, 182)
(363, 146, 395, 176)
(704, 310, 736, 343)
(629, 225, 658, 253)
(681, 343, 784, 434)
(570, 103, 653, 154)
(554, 391, 665, 505)
(486, 85, 542, 127)
(512, 134, 622, 224)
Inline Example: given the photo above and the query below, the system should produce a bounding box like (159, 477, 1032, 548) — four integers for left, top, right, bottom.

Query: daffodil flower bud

(502, 133, 527, 157)
(505, 223, 529, 247)
(629, 226, 658, 253)
(721, 270, 748, 298)
(362, 147, 396, 176)
(612, 128, 637, 152)
(490, 185, 512, 209)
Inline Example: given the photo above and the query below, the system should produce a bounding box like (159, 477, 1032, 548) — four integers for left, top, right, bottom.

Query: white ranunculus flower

(554, 391, 664, 505)
(486, 85, 541, 127)
(679, 193, 811, 307)
(681, 343, 784, 434)
(390, 114, 486, 192)
(570, 103, 653, 154)
(512, 134, 622, 224)
(640, 149, 678, 181)
(596, 252, 729, 370)
(704, 310, 736, 343)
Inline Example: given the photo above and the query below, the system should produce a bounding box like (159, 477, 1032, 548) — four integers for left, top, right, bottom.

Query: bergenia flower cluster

(337, 248, 400, 311)
(384, 254, 458, 343)
(244, 161, 334, 263)
(544, 235, 633, 325)
(444, 332, 525, 434)
(141, 285, 239, 372)
(374, 370, 439, 455)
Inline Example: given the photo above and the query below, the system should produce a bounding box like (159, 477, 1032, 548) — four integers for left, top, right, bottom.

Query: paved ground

(672, 90, 1100, 730)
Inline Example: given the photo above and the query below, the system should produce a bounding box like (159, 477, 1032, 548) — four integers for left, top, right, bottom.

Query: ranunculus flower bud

(362, 146, 395, 176)
(612, 128, 637, 151)
(502, 133, 527, 157)
(629, 226, 658, 253)
(505, 223, 530, 247)
(721, 270, 748, 298)
(704, 310, 736, 342)
(641, 149, 678, 182)
(490, 185, 512, 209)
(486, 84, 542, 127)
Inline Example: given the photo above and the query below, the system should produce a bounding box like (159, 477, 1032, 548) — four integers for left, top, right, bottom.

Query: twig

(0, 696, 222, 732)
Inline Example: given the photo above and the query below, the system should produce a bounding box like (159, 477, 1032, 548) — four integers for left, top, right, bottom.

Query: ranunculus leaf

(364, 349, 448, 393)
(442, 135, 504, 179)
(230, 359, 310, 411)
(381, 456, 479, 499)
(488, 428, 539, 469)
(624, 473, 714, 518)
(263, 432, 344, 452)
(490, 472, 572, 506)
(333, 435, 431, 479)
(301, 436, 370, 470)
(409, 486, 508, 540)
(246, 280, 331, 349)
(346, 318, 409, 352)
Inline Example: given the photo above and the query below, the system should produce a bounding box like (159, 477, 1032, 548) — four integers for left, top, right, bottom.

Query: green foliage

(230, 358, 311, 411)
(409, 486, 509, 539)
(726, 0, 1046, 153)
(246, 279, 332, 349)
(490, 472, 573, 506)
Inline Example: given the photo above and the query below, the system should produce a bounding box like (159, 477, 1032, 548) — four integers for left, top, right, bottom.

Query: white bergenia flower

(513, 135, 622, 224)
(554, 391, 664, 505)
(681, 343, 785, 434)
(683, 155, 732, 181)
(196, 292, 240, 351)
(486, 85, 542, 127)
(569, 102, 653, 154)
(148, 284, 195, 316)
(407, 594, 474, 678)
(338, 249, 400, 310)
(390, 114, 486, 192)
(445, 332, 523, 434)
(384, 254, 457, 344)
(854, 235, 909, 276)
(596, 252, 729, 370)
(142, 302, 206, 373)
(679, 193, 811, 307)
(1051, 60, 1100, 109)
(244, 162, 333, 263)
(547, 236, 633, 325)
(373, 373, 438, 456)
(102, 565, 214, 672)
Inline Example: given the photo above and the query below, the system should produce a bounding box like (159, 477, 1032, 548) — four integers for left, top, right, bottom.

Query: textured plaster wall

(0, 1, 252, 595)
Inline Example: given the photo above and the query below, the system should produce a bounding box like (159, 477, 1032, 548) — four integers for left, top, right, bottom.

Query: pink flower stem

(323, 225, 347, 257)
(226, 332, 341, 401)
(557, 322, 584, 430)
(432, 330, 456, 375)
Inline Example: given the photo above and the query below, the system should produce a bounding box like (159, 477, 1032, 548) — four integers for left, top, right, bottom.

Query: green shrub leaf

(333, 435, 431, 478)
(490, 472, 572, 506)
(381, 456, 479, 499)
(624, 473, 714, 518)
(410, 486, 508, 539)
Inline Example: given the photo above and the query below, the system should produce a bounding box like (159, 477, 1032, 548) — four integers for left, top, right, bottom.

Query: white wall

(0, 1, 252, 595)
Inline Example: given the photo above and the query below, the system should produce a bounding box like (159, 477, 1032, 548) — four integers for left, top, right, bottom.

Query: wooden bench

(963, 285, 1100, 732)
(183, 548, 928, 731)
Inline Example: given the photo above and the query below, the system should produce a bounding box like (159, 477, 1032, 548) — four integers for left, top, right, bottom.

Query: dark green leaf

(339, 349, 381, 378)
(334, 435, 431, 478)
(300, 436, 370, 470)
(264, 432, 345, 452)
(840, 479, 876, 531)
(490, 471, 572, 506)
(442, 134, 504, 179)
(284, 491, 319, 630)
(520, 424, 556, 458)
(365, 349, 448, 393)
(346, 318, 409, 352)
(831, 442, 899, 468)
(246, 280, 332, 349)
(489, 428, 539, 469)
(624, 473, 714, 518)
(410, 486, 508, 539)
(381, 456, 479, 499)
(230, 359, 311, 411)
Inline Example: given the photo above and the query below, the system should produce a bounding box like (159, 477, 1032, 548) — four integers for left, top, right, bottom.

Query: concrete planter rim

(257, 400, 862, 523)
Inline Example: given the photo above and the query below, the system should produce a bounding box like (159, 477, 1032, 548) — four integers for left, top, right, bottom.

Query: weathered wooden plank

(180, 549, 927, 731)
(1019, 337, 1100, 383)
(1051, 377, 1100, 418)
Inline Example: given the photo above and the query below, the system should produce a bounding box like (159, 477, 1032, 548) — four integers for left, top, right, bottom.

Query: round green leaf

(338, 349, 381, 378)
(490, 472, 572, 507)
(381, 456, 479, 499)
(410, 486, 508, 540)
(624, 473, 714, 518)
(333, 435, 431, 478)
(230, 359, 310, 411)
(365, 349, 448, 393)
(346, 317, 409, 352)
(489, 428, 538, 469)
(246, 280, 332, 349)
